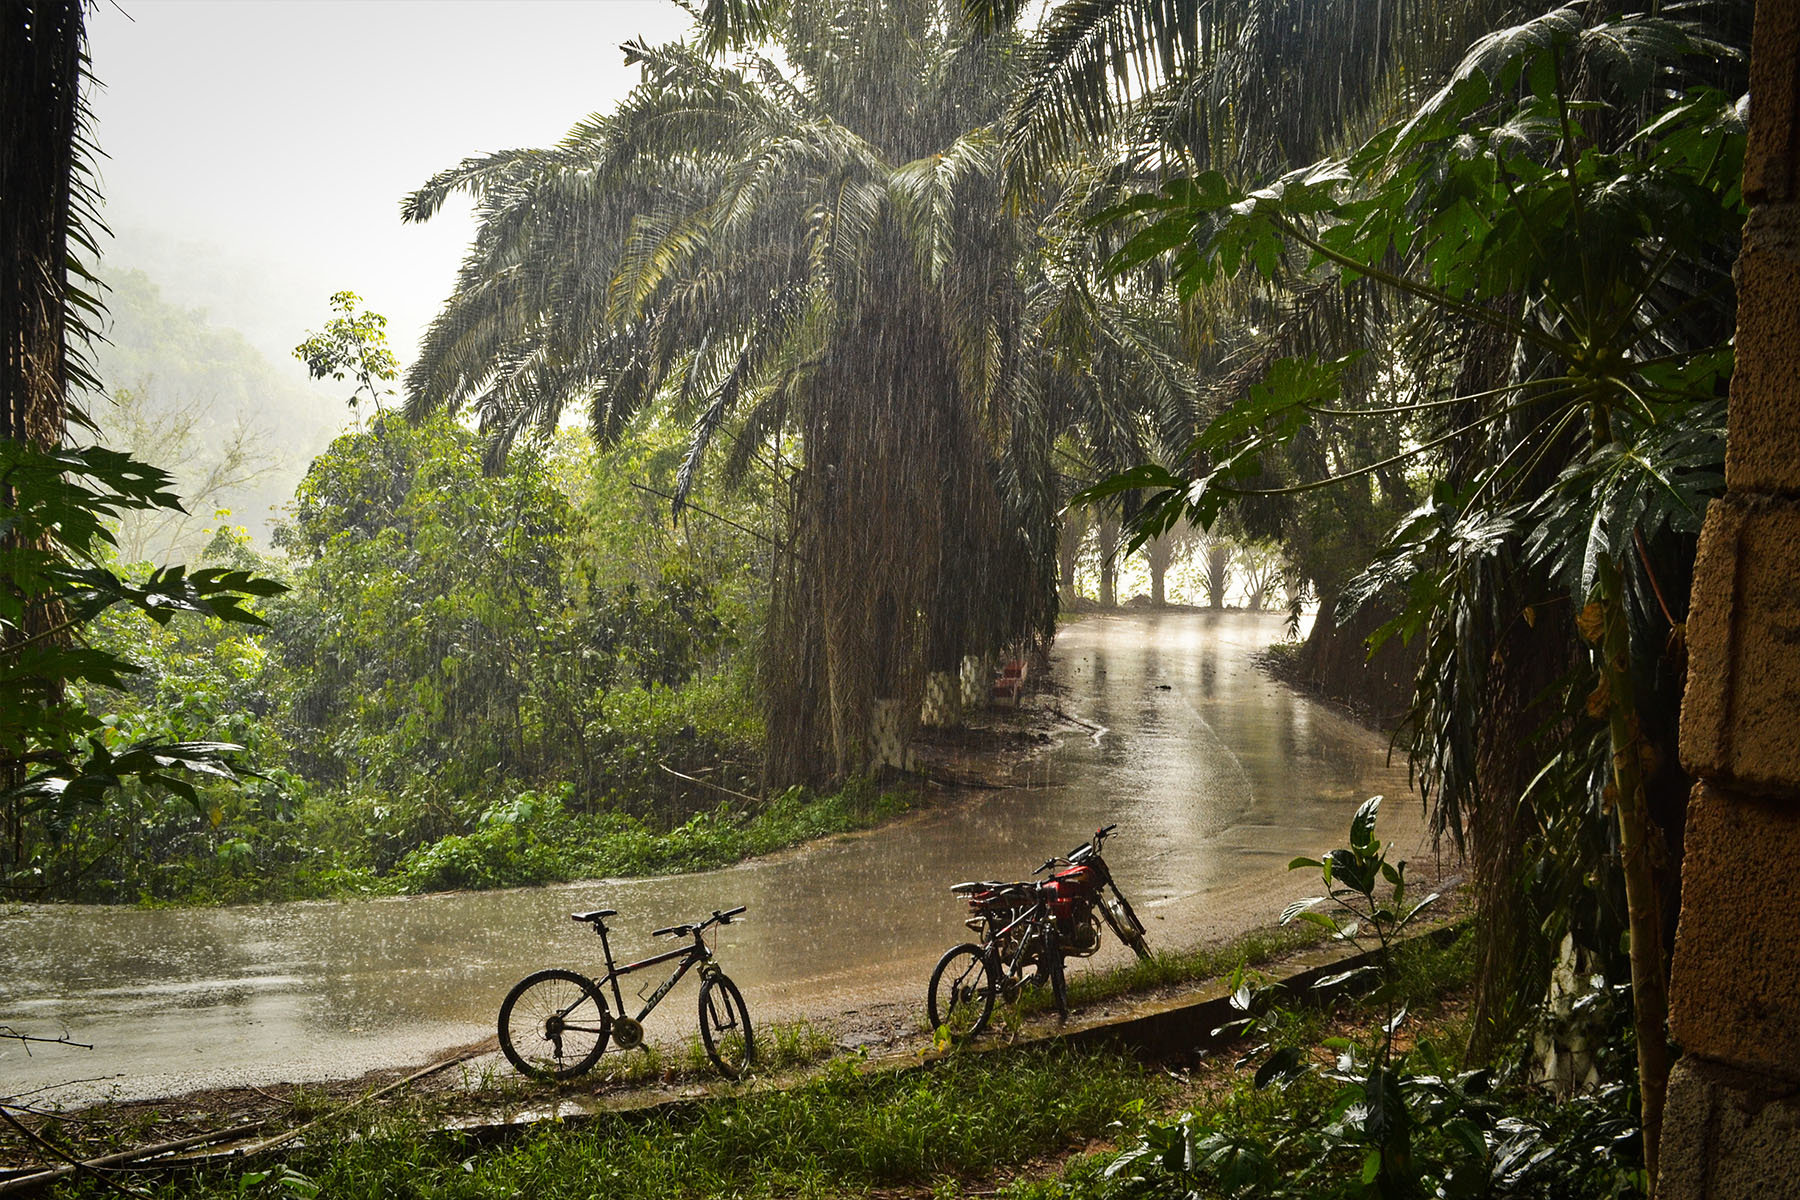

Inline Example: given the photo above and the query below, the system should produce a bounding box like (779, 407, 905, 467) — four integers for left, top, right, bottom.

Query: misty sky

(87, 0, 690, 370)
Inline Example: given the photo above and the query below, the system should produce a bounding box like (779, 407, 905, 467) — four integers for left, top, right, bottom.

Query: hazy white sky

(87, 0, 691, 367)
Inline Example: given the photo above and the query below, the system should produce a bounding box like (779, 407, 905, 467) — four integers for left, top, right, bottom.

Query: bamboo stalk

(1594, 552, 1670, 1191)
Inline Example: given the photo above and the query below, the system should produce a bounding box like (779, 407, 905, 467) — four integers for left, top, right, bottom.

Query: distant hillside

(84, 269, 347, 555)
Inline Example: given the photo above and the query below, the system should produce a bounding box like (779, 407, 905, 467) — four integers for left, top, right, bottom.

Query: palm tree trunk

(1146, 532, 1172, 606)
(1096, 516, 1120, 608)
(1058, 511, 1084, 606)
(2, 0, 84, 867)
(2, 0, 80, 449)
(1205, 543, 1230, 609)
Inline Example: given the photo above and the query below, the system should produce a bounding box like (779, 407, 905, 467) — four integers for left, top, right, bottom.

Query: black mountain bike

(498, 905, 755, 1081)
(926, 878, 1066, 1040)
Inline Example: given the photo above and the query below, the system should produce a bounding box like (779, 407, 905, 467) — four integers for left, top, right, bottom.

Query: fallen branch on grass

(0, 1121, 267, 1195)
(0, 1048, 484, 1194)
(0, 1104, 149, 1198)
(235, 1048, 484, 1159)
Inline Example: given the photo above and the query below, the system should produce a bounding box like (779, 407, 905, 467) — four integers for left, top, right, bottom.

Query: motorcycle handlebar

(1068, 823, 1118, 859)
(1030, 826, 1122, 875)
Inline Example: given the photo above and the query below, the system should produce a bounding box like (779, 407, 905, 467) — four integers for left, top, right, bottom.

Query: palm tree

(3, 0, 92, 452)
(997, 0, 1515, 188)
(404, 0, 1193, 782)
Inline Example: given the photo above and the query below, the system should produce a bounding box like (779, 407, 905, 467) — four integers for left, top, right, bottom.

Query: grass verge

(579, 1019, 840, 1089)
(48, 1044, 1167, 1199)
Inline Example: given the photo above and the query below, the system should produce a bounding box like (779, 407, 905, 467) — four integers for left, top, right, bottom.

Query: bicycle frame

(588, 920, 715, 1026)
(986, 890, 1055, 984)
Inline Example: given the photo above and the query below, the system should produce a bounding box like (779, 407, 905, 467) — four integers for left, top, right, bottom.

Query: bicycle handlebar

(651, 905, 749, 939)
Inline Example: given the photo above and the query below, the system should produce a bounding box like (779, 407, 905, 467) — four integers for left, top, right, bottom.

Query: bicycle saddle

(570, 909, 617, 922)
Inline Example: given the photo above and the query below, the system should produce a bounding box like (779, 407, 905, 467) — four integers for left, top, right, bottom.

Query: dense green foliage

(1024, 808, 1640, 1200)
(1071, 1, 1747, 1166)
(1033, 954, 1642, 1200)
(0, 439, 285, 890)
(9, 405, 925, 904)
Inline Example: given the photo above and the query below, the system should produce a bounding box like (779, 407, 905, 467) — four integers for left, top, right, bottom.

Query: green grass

(990, 922, 1332, 1025)
(63, 1043, 1165, 1199)
(1065, 924, 1330, 1008)
(559, 781, 918, 880)
(582, 1019, 839, 1087)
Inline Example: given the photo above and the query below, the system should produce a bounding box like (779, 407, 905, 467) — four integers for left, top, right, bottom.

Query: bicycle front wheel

(698, 973, 756, 1080)
(927, 943, 996, 1041)
(499, 968, 610, 1080)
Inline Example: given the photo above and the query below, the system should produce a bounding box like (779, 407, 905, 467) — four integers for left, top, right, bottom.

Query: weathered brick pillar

(1660, 2, 1800, 1193)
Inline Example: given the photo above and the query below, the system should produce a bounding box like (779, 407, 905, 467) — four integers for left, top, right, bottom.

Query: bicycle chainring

(611, 1016, 644, 1050)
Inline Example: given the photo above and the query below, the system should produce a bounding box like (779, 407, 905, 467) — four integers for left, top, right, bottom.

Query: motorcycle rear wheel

(1100, 891, 1151, 960)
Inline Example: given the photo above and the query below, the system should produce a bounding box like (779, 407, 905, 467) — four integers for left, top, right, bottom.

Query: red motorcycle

(1036, 823, 1151, 961)
(927, 824, 1151, 1038)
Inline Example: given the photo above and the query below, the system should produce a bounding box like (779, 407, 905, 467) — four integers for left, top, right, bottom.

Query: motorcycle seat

(950, 880, 1014, 895)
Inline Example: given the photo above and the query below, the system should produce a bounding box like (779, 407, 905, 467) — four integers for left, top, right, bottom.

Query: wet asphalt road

(0, 611, 1430, 1104)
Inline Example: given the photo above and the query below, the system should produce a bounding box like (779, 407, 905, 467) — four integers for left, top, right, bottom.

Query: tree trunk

(1593, 554, 1670, 1187)
(2, 0, 80, 449)
(1204, 543, 1231, 609)
(1057, 509, 1084, 607)
(2, 0, 85, 867)
(1096, 515, 1119, 608)
(1145, 532, 1173, 607)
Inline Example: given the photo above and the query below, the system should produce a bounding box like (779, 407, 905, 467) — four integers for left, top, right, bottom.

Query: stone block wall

(1661, 1, 1800, 1193)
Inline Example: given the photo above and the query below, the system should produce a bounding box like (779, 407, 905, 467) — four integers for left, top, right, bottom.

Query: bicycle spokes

(699, 976, 755, 1079)
(499, 969, 610, 1080)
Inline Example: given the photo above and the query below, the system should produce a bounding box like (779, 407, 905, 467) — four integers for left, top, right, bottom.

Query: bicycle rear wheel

(499, 969, 611, 1080)
(698, 973, 756, 1080)
(927, 943, 996, 1040)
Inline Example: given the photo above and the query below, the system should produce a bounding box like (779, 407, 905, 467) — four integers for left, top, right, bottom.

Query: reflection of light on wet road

(0, 612, 1427, 1103)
